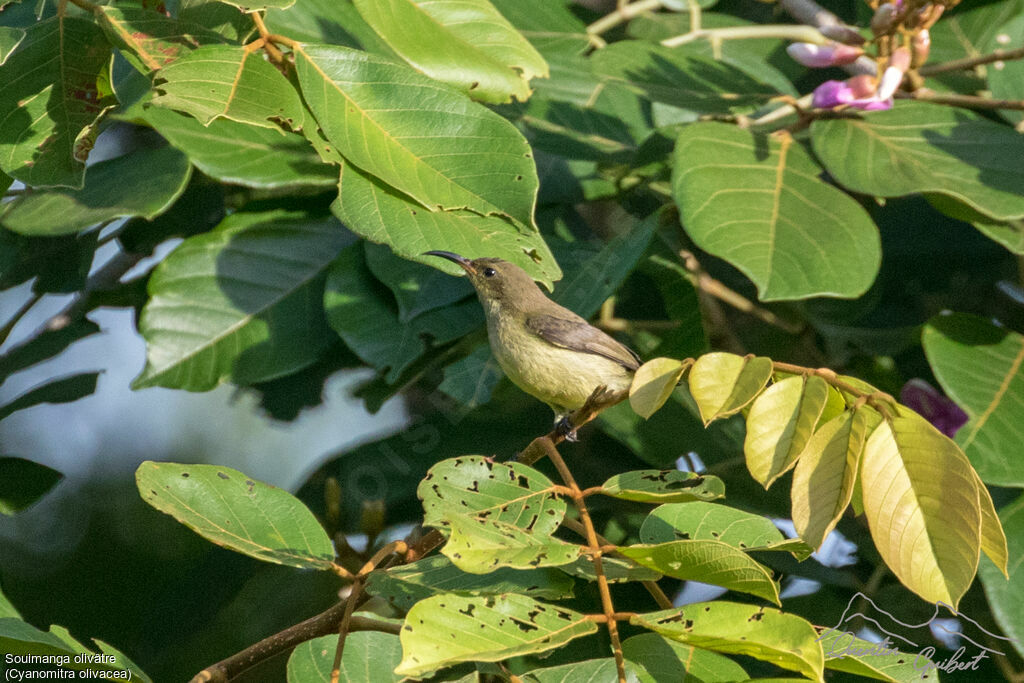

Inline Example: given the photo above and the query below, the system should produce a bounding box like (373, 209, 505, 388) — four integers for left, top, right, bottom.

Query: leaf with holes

(860, 410, 982, 606)
(923, 312, 1024, 487)
(418, 456, 565, 532)
(0, 17, 111, 188)
(600, 470, 724, 504)
(558, 554, 662, 583)
(135, 461, 335, 569)
(287, 632, 402, 683)
(396, 593, 596, 677)
(815, 628, 938, 682)
(811, 103, 1024, 222)
(744, 375, 829, 488)
(441, 514, 581, 573)
(791, 409, 871, 550)
(143, 108, 337, 190)
(133, 210, 347, 391)
(640, 502, 795, 553)
(295, 44, 539, 231)
(618, 540, 781, 604)
(333, 160, 560, 288)
(366, 555, 574, 610)
(673, 122, 880, 300)
(688, 352, 773, 424)
(2, 146, 191, 236)
(353, 0, 548, 104)
(151, 45, 306, 130)
(630, 358, 690, 419)
(632, 602, 824, 682)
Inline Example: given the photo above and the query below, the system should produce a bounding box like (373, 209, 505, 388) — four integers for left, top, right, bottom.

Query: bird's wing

(526, 314, 641, 371)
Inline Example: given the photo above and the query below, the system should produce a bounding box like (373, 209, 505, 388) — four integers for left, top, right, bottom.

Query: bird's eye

(483, 267, 497, 278)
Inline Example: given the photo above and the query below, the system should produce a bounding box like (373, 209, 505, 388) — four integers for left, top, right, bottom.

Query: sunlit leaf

(600, 469, 724, 504)
(860, 410, 982, 606)
(673, 122, 880, 300)
(353, 0, 548, 104)
(441, 514, 581, 573)
(811, 103, 1024, 222)
(396, 594, 596, 677)
(791, 409, 868, 550)
(815, 628, 936, 682)
(0, 26, 25, 65)
(632, 602, 824, 682)
(2, 146, 191, 235)
(134, 210, 346, 391)
(0, 17, 111, 187)
(618, 540, 781, 604)
(558, 554, 662, 583)
(688, 352, 773, 424)
(295, 44, 539, 231)
(923, 312, 1024, 486)
(151, 44, 305, 129)
(640, 501, 787, 550)
(0, 457, 63, 515)
(744, 375, 829, 488)
(136, 461, 335, 569)
(287, 632, 402, 683)
(522, 658, 622, 682)
(986, 15, 1024, 126)
(98, 6, 227, 74)
(630, 357, 689, 419)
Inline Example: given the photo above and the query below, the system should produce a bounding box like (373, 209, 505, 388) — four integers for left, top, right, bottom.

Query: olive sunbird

(425, 251, 640, 436)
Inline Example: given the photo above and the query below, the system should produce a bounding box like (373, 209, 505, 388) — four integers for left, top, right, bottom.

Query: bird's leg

(555, 415, 579, 442)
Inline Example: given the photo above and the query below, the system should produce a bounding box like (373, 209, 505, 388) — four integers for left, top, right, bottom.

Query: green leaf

(973, 465, 1009, 577)
(640, 501, 788, 550)
(0, 620, 149, 679)
(151, 44, 305, 129)
(487, 0, 590, 56)
(287, 632, 402, 683)
(860, 411, 982, 606)
(923, 312, 1024, 486)
(396, 593, 597, 677)
(622, 632, 749, 683)
(600, 469, 724, 504)
(177, 0, 255, 42)
(135, 461, 335, 569)
(0, 372, 99, 421)
(688, 352, 773, 424)
(143, 107, 337, 189)
(558, 554, 662, 583)
(324, 244, 482, 382)
(791, 409, 869, 550)
(815, 628, 934, 682)
(367, 555, 574, 610)
(811, 102, 1024, 222)
(0, 457, 63, 515)
(441, 514, 582, 573)
(264, 0, 398, 56)
(618, 540, 781, 604)
(0, 231, 97, 294)
(1, 146, 191, 235)
(438, 345, 504, 409)
(417, 456, 565, 533)
(98, 6, 227, 75)
(134, 210, 346, 391)
(0, 16, 111, 188)
(928, 0, 1024, 65)
(629, 358, 689, 420)
(978, 493, 1024, 660)
(744, 375, 830, 488)
(295, 44, 539, 231)
(333, 160, 560, 287)
(591, 41, 777, 114)
(632, 602, 824, 682)
(0, 26, 25, 65)
(364, 242, 473, 322)
(673, 122, 881, 300)
(219, 0, 295, 11)
(986, 15, 1024, 125)
(0, 321, 98, 385)
(927, 194, 1024, 255)
(353, 0, 547, 104)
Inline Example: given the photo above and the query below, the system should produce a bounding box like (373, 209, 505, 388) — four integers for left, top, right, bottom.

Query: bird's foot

(555, 416, 579, 442)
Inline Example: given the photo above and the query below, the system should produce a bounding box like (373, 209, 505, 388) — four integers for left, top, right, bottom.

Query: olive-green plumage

(425, 252, 640, 421)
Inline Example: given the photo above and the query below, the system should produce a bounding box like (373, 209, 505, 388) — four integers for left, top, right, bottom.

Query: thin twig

(250, 12, 284, 62)
(539, 439, 627, 682)
(899, 90, 1024, 111)
(330, 578, 364, 683)
(920, 46, 1024, 76)
(661, 24, 826, 48)
(586, 0, 661, 38)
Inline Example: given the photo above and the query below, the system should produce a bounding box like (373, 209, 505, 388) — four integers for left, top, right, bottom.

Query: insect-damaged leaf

(600, 469, 724, 504)
(396, 593, 596, 677)
(441, 514, 582, 573)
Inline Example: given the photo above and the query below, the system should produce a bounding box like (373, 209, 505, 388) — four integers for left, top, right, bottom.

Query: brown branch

(250, 12, 284, 62)
(189, 603, 398, 683)
(539, 438, 627, 682)
(898, 90, 1024, 111)
(331, 578, 365, 683)
(920, 46, 1024, 76)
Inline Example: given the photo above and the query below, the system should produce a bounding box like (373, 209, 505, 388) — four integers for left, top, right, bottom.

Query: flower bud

(847, 74, 877, 98)
(871, 3, 898, 35)
(889, 46, 912, 72)
(820, 24, 867, 46)
(787, 42, 864, 68)
(911, 28, 931, 67)
(812, 80, 855, 108)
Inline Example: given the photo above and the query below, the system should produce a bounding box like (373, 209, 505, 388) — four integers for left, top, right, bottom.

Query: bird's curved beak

(424, 250, 476, 275)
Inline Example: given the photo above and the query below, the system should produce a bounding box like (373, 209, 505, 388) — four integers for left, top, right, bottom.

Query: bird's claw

(555, 416, 579, 442)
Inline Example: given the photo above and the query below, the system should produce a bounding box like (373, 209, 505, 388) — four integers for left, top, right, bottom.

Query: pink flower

(811, 79, 893, 111)
(787, 42, 864, 68)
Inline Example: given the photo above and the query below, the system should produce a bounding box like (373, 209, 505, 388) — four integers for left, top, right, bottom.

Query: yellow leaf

(629, 357, 689, 419)
(689, 352, 773, 425)
(744, 375, 829, 488)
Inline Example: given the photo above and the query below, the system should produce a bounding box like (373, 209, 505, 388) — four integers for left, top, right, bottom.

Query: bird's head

(424, 251, 544, 309)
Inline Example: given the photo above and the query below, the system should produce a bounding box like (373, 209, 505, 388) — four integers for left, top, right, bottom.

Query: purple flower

(812, 80, 855, 108)
(900, 379, 969, 438)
